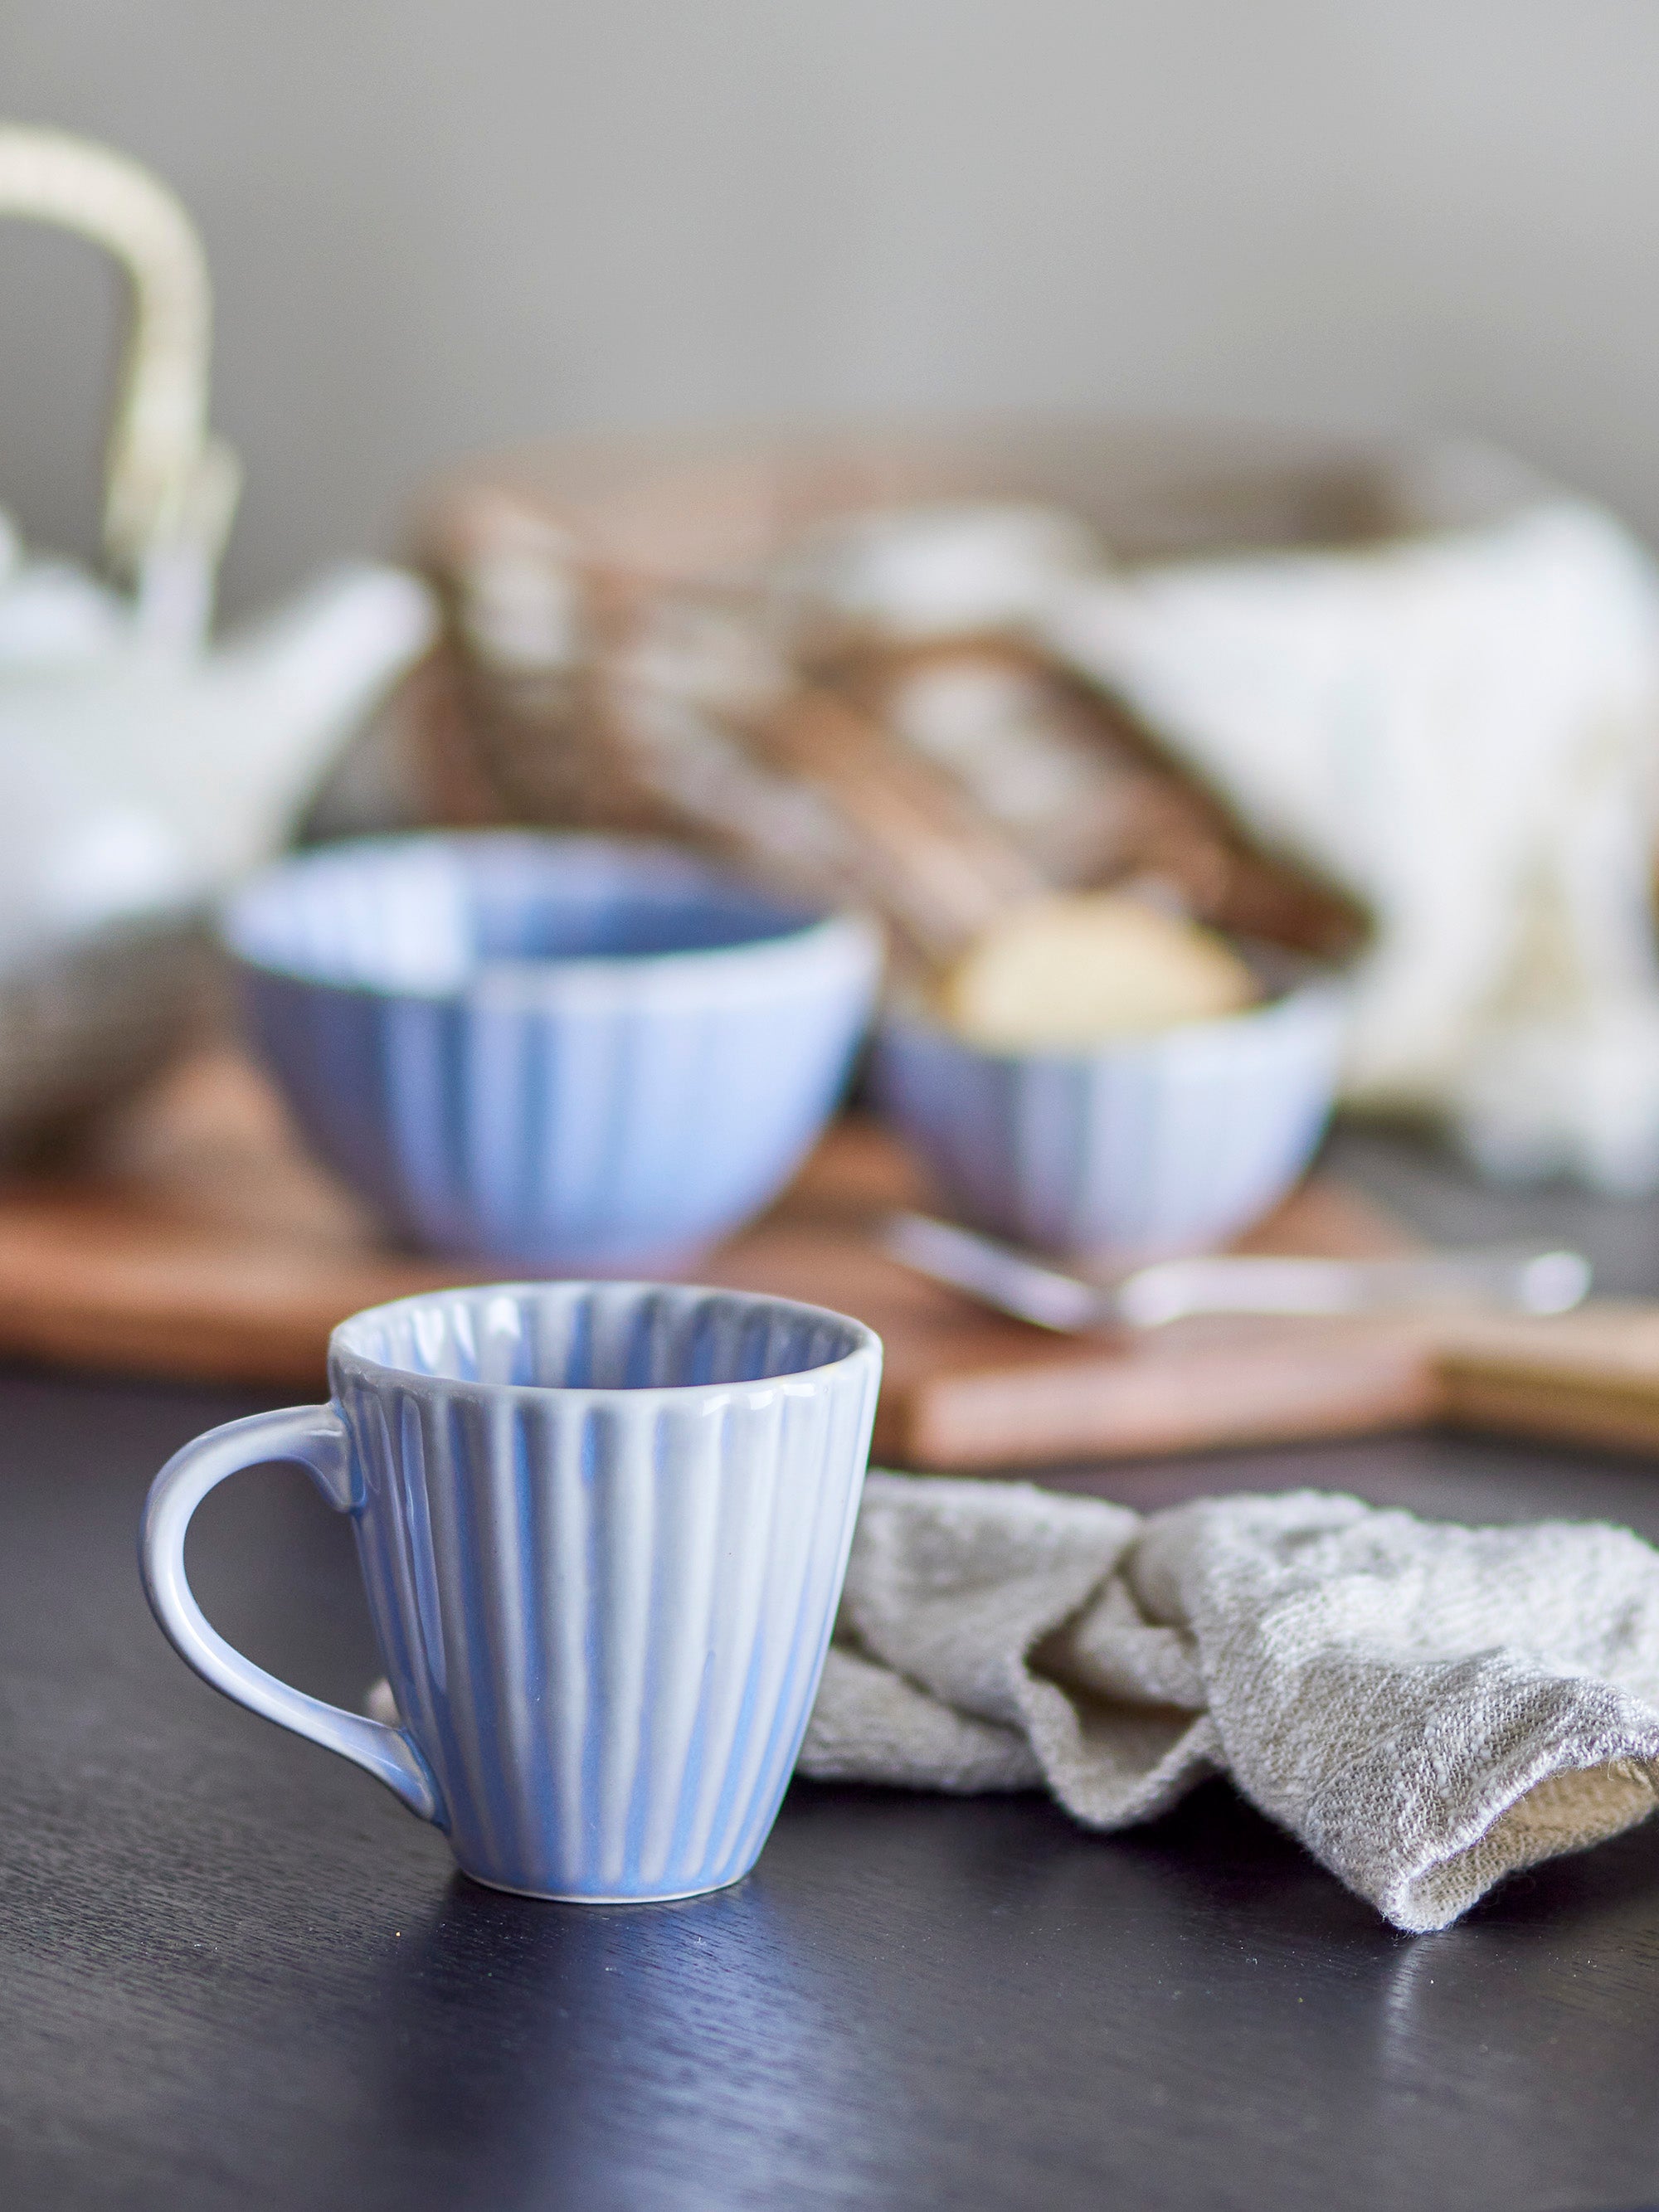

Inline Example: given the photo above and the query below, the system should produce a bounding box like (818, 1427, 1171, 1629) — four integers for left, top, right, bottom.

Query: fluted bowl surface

(872, 975, 1347, 1259)
(223, 832, 882, 1268)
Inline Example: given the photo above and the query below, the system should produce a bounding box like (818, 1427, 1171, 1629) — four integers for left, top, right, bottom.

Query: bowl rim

(220, 829, 884, 1008)
(328, 1278, 883, 1403)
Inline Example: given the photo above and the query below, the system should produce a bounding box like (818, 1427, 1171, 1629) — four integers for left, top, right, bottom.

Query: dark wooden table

(5, 1131, 1659, 2211)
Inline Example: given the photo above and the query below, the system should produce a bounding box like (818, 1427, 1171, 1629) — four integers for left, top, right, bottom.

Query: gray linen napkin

(798, 1474, 1659, 1932)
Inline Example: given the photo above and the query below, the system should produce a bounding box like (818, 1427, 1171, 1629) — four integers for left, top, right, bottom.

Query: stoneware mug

(140, 1281, 882, 1902)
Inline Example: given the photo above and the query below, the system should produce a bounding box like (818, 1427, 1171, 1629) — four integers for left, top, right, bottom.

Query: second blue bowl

(871, 976, 1346, 1260)
(222, 833, 883, 1270)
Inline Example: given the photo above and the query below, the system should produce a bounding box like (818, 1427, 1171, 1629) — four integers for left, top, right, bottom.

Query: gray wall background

(3, 1, 1658, 616)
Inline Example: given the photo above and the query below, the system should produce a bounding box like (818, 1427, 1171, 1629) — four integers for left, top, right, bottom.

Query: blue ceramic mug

(140, 1281, 882, 1903)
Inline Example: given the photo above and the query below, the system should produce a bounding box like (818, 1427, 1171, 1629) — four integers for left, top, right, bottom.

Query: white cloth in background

(800, 1471, 1659, 1932)
(1046, 498, 1659, 1193)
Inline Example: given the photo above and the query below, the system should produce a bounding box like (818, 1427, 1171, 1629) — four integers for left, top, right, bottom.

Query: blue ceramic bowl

(871, 975, 1347, 1260)
(222, 833, 883, 1269)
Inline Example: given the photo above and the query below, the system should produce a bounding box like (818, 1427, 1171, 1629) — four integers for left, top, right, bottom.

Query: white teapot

(0, 128, 434, 1147)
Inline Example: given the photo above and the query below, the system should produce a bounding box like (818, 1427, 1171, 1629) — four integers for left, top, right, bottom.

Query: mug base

(455, 1861, 752, 1906)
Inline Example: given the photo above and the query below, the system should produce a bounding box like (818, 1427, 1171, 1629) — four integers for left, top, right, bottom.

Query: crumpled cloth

(1046, 490, 1659, 1194)
(798, 1473, 1659, 1932)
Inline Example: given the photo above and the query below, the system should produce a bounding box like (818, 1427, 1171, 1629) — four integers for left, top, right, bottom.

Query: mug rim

(328, 1279, 883, 1400)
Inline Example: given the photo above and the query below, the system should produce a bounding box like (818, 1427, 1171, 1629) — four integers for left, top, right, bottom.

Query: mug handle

(140, 1405, 445, 1827)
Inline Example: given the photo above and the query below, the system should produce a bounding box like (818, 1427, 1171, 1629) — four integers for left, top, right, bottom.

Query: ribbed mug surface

(331, 1282, 882, 1902)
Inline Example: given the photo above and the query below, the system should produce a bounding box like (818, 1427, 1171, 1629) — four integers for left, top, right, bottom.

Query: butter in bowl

(871, 889, 1348, 1261)
(221, 831, 882, 1270)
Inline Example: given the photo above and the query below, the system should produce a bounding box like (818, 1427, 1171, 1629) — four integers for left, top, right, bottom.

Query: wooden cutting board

(0, 1050, 1651, 1470)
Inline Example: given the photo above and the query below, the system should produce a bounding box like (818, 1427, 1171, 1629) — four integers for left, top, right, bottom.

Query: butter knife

(882, 1212, 1593, 1333)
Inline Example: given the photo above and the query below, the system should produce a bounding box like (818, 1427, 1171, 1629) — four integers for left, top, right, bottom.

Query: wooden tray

(0, 1052, 1652, 1469)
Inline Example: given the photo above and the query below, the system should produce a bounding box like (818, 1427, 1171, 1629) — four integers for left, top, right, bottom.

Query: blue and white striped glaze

(221, 833, 883, 1271)
(141, 1281, 882, 1903)
(871, 980, 1347, 1259)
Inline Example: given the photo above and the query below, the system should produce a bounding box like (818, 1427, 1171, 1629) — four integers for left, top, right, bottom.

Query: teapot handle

(0, 125, 239, 635)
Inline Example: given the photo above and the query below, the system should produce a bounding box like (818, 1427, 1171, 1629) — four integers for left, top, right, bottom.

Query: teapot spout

(219, 561, 436, 756)
(202, 562, 436, 869)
